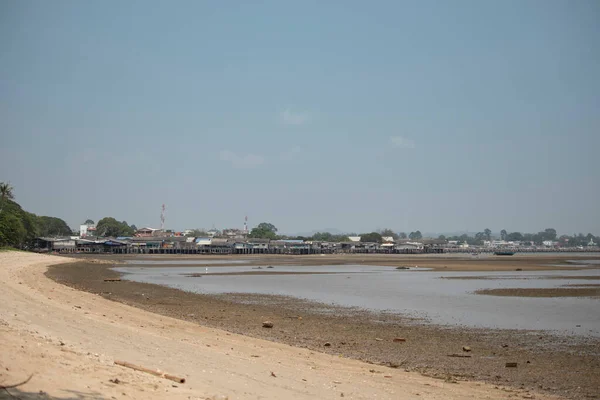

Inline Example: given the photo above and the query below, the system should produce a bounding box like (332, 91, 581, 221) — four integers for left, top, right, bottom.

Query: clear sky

(1, 0, 598, 235)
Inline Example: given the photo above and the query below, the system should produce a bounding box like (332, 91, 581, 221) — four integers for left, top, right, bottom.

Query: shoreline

(46, 257, 600, 400)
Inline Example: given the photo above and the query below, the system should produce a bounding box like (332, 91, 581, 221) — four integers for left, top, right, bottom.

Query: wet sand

(47, 259, 600, 400)
(475, 287, 600, 298)
(444, 275, 600, 280)
(69, 252, 600, 271)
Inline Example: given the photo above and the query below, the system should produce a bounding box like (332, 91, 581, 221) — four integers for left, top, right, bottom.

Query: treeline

(94, 217, 136, 237)
(0, 183, 72, 248)
(0, 182, 139, 248)
(250, 223, 598, 247)
(439, 228, 598, 247)
(247, 225, 423, 243)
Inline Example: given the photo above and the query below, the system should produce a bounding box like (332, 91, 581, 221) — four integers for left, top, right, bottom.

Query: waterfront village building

(79, 223, 96, 238)
(484, 240, 508, 247)
(135, 227, 162, 237)
(222, 228, 249, 240)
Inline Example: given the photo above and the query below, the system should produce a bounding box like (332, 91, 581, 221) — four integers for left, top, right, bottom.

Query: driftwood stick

(114, 360, 185, 383)
(446, 354, 472, 358)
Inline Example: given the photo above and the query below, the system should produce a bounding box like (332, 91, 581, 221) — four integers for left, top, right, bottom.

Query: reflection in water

(124, 259, 250, 265)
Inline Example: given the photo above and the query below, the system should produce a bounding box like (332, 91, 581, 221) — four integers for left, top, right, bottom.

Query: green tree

(0, 182, 15, 214)
(130, 224, 137, 231)
(0, 198, 38, 248)
(360, 232, 383, 243)
(84, 219, 95, 225)
(398, 232, 407, 239)
(500, 229, 507, 241)
(484, 228, 492, 241)
(36, 216, 72, 237)
(474, 232, 485, 244)
(379, 229, 399, 240)
(408, 231, 422, 240)
(507, 232, 523, 241)
(438, 234, 446, 240)
(96, 217, 134, 237)
(543, 228, 557, 241)
(248, 222, 278, 239)
(311, 232, 350, 242)
(0, 212, 26, 247)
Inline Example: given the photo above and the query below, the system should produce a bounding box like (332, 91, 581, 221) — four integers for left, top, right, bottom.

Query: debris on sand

(262, 321, 274, 328)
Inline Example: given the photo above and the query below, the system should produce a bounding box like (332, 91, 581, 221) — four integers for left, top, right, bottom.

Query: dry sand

(0, 251, 565, 400)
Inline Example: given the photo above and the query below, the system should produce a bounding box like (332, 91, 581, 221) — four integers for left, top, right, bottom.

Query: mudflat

(71, 252, 600, 271)
(475, 287, 600, 297)
(45, 253, 600, 400)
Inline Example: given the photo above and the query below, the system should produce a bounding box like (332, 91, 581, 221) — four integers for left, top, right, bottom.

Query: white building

(484, 240, 508, 248)
(79, 224, 96, 238)
(348, 236, 361, 242)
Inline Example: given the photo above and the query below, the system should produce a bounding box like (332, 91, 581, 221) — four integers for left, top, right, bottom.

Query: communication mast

(244, 215, 248, 233)
(160, 204, 166, 231)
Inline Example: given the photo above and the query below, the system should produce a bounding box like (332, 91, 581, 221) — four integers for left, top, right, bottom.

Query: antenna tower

(160, 204, 166, 230)
(244, 215, 248, 233)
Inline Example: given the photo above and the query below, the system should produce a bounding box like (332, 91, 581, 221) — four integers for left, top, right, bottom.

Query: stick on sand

(114, 360, 185, 383)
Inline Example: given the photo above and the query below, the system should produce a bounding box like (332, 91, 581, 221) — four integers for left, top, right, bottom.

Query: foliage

(0, 212, 27, 247)
(360, 232, 383, 243)
(248, 222, 278, 239)
(310, 232, 350, 242)
(36, 216, 72, 237)
(186, 229, 208, 237)
(96, 217, 134, 237)
(484, 228, 491, 241)
(84, 219, 95, 225)
(0, 199, 38, 248)
(379, 229, 398, 240)
(438, 234, 446, 240)
(398, 232, 407, 239)
(130, 224, 137, 231)
(443, 227, 598, 247)
(408, 231, 422, 240)
(0, 181, 15, 214)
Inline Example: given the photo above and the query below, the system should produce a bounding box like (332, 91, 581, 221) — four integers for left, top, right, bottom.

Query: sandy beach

(1, 251, 578, 400)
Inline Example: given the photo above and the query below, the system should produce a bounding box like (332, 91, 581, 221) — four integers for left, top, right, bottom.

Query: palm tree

(0, 182, 14, 214)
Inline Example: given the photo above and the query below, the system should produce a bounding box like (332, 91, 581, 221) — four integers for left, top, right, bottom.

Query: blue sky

(1, 0, 598, 235)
